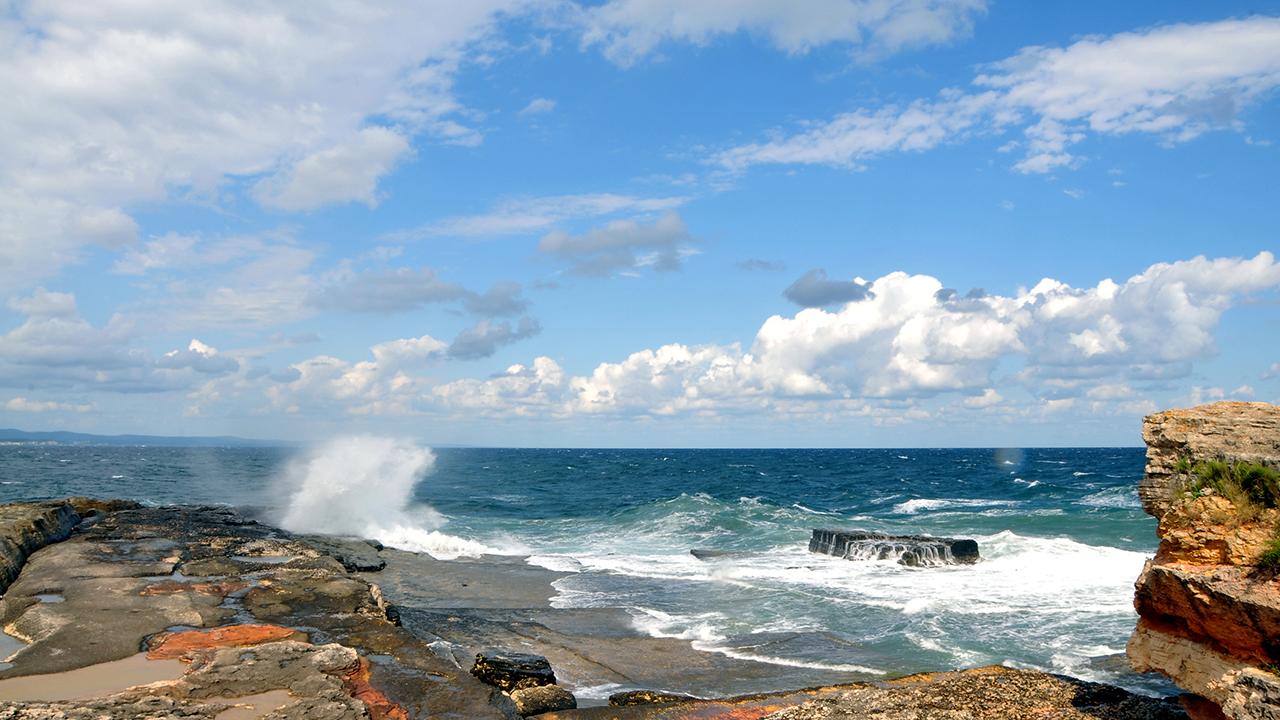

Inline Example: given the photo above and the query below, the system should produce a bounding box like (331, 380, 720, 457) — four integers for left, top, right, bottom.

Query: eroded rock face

(1128, 401, 1280, 720)
(1139, 401, 1280, 518)
(0, 502, 80, 594)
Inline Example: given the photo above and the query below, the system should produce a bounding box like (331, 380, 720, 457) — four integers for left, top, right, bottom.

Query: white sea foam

(629, 607, 885, 675)
(892, 498, 1020, 514)
(276, 435, 501, 560)
(1078, 488, 1142, 509)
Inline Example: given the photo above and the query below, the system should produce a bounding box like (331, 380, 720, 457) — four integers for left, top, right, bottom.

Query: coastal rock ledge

(809, 529, 980, 566)
(1128, 401, 1280, 720)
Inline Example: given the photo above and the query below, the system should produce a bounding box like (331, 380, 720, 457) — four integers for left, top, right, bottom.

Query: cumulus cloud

(0, 1, 521, 290)
(578, 0, 987, 66)
(538, 211, 696, 276)
(434, 252, 1280, 416)
(264, 334, 448, 415)
(5, 397, 94, 413)
(252, 127, 413, 211)
(0, 294, 244, 392)
(155, 340, 240, 375)
(718, 17, 1280, 173)
(784, 269, 875, 307)
(448, 317, 542, 360)
(8, 287, 77, 318)
(191, 252, 1279, 422)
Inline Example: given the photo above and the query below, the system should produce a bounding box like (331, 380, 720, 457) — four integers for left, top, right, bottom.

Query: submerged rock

(511, 684, 577, 716)
(809, 529, 980, 566)
(471, 650, 557, 692)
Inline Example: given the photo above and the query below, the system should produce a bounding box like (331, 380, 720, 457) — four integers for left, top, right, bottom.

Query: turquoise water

(0, 443, 1172, 695)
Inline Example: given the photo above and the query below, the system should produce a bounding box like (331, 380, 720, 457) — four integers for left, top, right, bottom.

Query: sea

(0, 437, 1175, 696)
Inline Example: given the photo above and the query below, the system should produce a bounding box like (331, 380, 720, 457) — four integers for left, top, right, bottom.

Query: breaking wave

(276, 435, 499, 560)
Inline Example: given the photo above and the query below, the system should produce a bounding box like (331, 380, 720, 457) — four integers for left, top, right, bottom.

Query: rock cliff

(1128, 401, 1280, 720)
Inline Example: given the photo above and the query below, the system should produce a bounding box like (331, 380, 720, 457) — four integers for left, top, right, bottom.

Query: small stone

(470, 650, 556, 692)
(510, 684, 576, 716)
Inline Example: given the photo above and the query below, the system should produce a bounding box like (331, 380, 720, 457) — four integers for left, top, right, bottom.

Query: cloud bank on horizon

(0, 1, 1277, 445)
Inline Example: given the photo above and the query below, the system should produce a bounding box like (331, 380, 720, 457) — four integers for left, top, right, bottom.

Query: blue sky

(1, 1, 1278, 446)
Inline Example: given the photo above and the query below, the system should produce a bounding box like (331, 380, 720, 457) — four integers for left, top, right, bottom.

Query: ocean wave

(629, 607, 885, 675)
(273, 435, 504, 560)
(892, 498, 1021, 514)
(1078, 488, 1142, 509)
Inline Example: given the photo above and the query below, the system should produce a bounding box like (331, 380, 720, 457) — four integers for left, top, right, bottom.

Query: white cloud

(391, 192, 688, 240)
(0, 1, 522, 290)
(156, 339, 240, 375)
(718, 17, 1280, 173)
(963, 388, 1002, 408)
(265, 334, 448, 416)
(434, 252, 1280, 417)
(1264, 362, 1280, 380)
(7, 287, 77, 318)
(252, 127, 413, 211)
(447, 317, 542, 360)
(519, 97, 557, 116)
(184, 252, 1280, 422)
(5, 397, 94, 413)
(538, 211, 696, 276)
(579, 0, 987, 66)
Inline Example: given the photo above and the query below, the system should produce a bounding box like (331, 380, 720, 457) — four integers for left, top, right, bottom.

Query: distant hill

(0, 428, 286, 447)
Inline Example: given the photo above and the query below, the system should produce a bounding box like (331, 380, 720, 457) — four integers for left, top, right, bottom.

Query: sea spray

(276, 435, 496, 560)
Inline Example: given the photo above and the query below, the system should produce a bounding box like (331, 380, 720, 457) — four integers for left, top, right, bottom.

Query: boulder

(471, 650, 557, 692)
(511, 684, 577, 716)
(809, 529, 980, 566)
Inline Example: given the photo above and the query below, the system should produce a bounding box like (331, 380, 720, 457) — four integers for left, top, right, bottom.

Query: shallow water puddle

(0, 653, 185, 701)
(0, 628, 27, 670)
(213, 689, 294, 720)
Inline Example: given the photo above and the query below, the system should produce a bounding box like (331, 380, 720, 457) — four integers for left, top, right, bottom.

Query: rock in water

(470, 650, 557, 692)
(809, 529, 980, 566)
(511, 684, 577, 716)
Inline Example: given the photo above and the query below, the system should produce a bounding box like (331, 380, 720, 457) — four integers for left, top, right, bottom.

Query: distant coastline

(0, 427, 287, 448)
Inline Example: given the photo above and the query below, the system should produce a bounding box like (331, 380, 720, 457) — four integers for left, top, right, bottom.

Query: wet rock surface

(1129, 401, 1280, 720)
(0, 502, 517, 719)
(472, 651, 557, 692)
(539, 667, 1185, 719)
(511, 684, 577, 716)
(809, 529, 980, 566)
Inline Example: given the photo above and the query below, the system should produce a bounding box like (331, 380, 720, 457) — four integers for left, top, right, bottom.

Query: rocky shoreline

(0, 497, 1187, 719)
(7, 401, 1278, 718)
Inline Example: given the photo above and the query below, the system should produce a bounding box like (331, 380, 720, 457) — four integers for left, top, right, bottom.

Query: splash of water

(277, 435, 494, 560)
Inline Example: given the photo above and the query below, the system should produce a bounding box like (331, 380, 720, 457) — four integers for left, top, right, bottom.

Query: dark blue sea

(0, 440, 1171, 695)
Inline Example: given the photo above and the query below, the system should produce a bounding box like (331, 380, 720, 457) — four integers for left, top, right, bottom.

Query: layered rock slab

(0, 502, 519, 719)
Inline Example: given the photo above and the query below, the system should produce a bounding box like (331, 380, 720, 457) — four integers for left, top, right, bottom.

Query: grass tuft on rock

(1179, 459, 1280, 522)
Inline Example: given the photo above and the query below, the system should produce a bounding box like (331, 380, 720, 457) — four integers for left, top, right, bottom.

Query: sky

(0, 0, 1278, 447)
